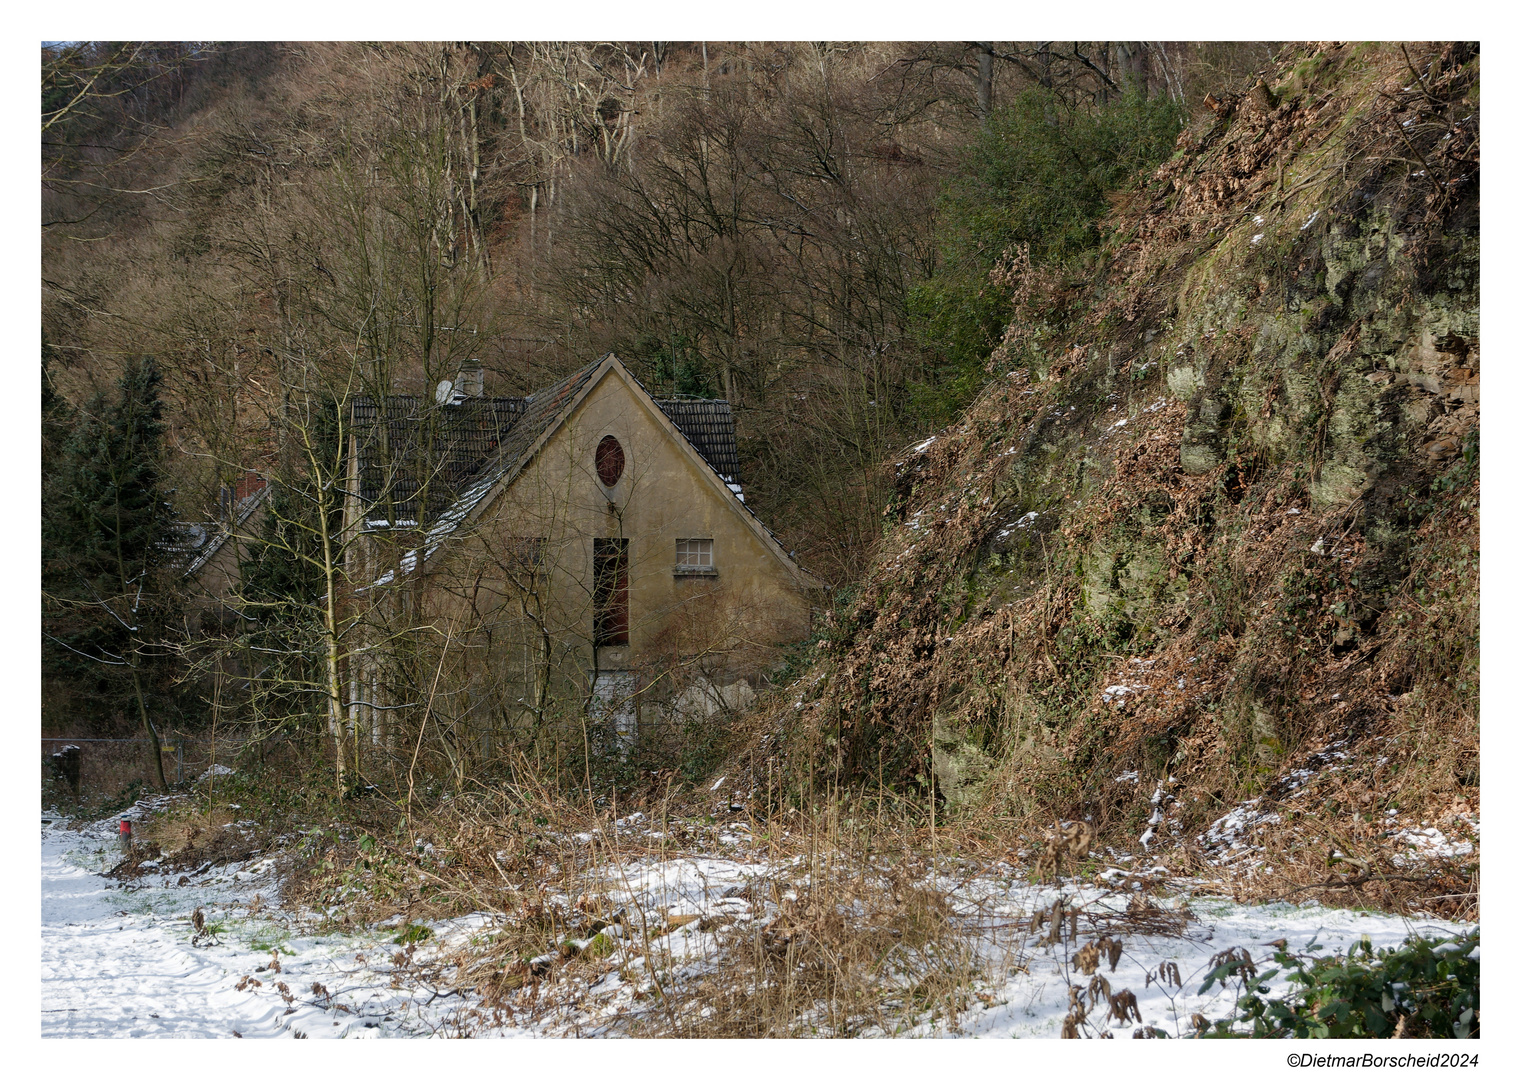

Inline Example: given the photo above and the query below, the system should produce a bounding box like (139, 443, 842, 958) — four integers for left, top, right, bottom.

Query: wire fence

(41, 734, 225, 801)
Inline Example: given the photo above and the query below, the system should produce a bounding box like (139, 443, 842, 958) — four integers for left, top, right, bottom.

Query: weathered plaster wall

(432, 367, 813, 713)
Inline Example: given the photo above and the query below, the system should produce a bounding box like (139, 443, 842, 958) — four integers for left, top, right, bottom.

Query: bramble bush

(1202, 930, 1479, 1039)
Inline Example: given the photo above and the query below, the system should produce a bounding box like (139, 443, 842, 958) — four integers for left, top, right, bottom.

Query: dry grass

(138, 806, 241, 857)
(273, 778, 995, 1037)
(713, 42, 1479, 927)
(109, 745, 1471, 1037)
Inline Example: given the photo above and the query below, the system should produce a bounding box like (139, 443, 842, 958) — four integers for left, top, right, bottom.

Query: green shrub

(946, 90, 1182, 268)
(393, 922, 434, 945)
(1203, 931, 1479, 1039)
(905, 89, 1183, 413)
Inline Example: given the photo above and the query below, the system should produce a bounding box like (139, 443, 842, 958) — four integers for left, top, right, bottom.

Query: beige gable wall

(432, 364, 811, 688)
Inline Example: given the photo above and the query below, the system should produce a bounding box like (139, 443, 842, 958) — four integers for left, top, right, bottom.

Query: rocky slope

(756, 42, 1478, 914)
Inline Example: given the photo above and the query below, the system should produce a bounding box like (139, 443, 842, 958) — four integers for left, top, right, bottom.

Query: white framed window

(675, 538, 715, 574)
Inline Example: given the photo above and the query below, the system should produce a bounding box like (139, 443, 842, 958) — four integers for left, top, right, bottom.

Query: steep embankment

(761, 43, 1478, 911)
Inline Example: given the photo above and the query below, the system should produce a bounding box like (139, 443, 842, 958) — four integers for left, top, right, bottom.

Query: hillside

(758, 42, 1479, 914)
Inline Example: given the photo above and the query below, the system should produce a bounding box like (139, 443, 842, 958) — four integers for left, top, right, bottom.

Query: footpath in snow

(41, 816, 485, 1038)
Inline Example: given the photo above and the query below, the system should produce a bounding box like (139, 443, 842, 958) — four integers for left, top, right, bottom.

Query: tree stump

(50, 745, 82, 796)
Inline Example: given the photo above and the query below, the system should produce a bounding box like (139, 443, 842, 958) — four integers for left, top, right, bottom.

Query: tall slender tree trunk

(311, 434, 348, 792)
(131, 664, 168, 791)
(322, 538, 347, 792)
(975, 43, 993, 120)
(112, 462, 167, 792)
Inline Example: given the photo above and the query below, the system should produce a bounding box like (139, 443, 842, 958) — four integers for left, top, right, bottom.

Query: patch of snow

(1391, 826, 1475, 865)
(40, 819, 485, 1038)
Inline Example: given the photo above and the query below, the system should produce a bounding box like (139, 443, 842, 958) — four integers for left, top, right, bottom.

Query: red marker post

(119, 818, 133, 854)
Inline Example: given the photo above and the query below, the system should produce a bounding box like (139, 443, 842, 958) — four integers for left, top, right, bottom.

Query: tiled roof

(368, 360, 605, 582)
(655, 398, 740, 484)
(175, 485, 270, 579)
(350, 396, 526, 525)
(366, 355, 816, 589)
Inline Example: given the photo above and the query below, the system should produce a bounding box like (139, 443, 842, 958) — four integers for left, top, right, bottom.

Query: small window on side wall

(675, 538, 716, 576)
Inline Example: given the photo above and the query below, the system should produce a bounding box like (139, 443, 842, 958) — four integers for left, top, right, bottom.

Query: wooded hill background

(41, 40, 1274, 748)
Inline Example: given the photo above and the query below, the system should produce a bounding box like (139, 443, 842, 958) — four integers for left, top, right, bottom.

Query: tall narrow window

(593, 537, 630, 646)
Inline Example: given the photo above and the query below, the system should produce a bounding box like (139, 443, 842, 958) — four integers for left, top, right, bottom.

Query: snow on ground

(473, 849, 1476, 1038)
(41, 814, 500, 1038)
(915, 871, 1474, 1038)
(43, 808, 1476, 1039)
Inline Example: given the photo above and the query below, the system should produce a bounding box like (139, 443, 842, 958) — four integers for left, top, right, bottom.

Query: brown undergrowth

(266, 781, 1236, 1037)
(724, 41, 1478, 916)
(270, 776, 995, 1036)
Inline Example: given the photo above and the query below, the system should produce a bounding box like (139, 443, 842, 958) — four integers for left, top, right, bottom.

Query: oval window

(595, 435, 625, 487)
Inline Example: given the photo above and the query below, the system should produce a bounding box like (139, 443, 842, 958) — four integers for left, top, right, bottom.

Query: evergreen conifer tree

(238, 479, 329, 734)
(233, 398, 345, 758)
(43, 357, 177, 788)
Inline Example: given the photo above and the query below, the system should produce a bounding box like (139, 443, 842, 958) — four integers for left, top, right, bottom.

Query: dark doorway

(593, 537, 630, 646)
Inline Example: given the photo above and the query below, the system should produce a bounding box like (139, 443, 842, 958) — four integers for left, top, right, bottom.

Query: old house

(175, 471, 269, 635)
(344, 354, 820, 750)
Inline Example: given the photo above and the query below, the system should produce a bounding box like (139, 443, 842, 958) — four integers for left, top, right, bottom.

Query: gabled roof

(369, 355, 819, 589)
(367, 360, 605, 583)
(175, 484, 270, 579)
(350, 366, 744, 524)
(655, 399, 741, 485)
(350, 395, 526, 524)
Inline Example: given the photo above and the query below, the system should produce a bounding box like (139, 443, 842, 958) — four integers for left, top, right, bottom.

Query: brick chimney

(234, 469, 267, 502)
(456, 360, 484, 398)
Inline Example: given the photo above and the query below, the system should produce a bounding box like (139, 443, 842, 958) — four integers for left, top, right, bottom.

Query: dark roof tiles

(361, 355, 813, 587)
(656, 399, 740, 484)
(351, 360, 742, 526)
(350, 396, 525, 522)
